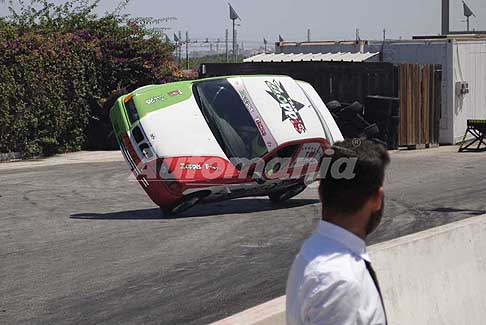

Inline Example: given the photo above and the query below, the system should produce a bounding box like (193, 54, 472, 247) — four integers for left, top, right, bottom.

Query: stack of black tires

(326, 96, 400, 150)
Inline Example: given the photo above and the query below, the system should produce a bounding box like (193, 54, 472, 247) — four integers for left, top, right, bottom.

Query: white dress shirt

(286, 220, 386, 325)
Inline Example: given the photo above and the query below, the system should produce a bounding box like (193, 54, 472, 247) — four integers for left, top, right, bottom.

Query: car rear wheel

(268, 183, 307, 204)
(160, 192, 209, 217)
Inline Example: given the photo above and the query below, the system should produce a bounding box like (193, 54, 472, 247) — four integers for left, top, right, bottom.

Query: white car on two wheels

(110, 75, 343, 216)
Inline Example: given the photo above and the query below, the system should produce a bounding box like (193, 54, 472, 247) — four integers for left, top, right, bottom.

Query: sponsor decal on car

(168, 89, 183, 97)
(255, 118, 267, 136)
(179, 162, 220, 171)
(265, 80, 307, 134)
(145, 95, 166, 105)
(180, 163, 202, 170)
(204, 163, 218, 171)
(238, 89, 255, 113)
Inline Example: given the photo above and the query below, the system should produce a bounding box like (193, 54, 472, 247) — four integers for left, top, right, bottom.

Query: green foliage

(0, 0, 179, 156)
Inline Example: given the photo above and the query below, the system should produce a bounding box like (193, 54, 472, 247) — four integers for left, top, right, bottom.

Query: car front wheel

(268, 183, 307, 204)
(160, 191, 209, 217)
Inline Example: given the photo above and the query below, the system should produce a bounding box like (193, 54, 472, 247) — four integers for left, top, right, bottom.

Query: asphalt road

(1, 146, 485, 324)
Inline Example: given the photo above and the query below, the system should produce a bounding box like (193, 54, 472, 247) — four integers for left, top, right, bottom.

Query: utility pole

(307, 28, 311, 42)
(173, 33, 180, 66)
(178, 31, 182, 65)
(380, 28, 386, 62)
(263, 38, 267, 54)
(225, 29, 229, 63)
(185, 31, 189, 70)
(442, 0, 449, 35)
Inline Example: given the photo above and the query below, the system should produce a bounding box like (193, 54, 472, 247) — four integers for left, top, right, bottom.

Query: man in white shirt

(286, 139, 390, 325)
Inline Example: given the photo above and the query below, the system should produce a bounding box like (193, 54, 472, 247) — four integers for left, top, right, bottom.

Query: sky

(1, 0, 486, 47)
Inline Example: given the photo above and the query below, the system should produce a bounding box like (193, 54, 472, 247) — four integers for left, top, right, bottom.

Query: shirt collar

(316, 220, 371, 262)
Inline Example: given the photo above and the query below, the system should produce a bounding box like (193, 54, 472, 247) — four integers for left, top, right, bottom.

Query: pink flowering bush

(0, 0, 179, 156)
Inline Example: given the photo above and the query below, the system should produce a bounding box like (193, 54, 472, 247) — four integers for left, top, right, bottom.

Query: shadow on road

(70, 198, 319, 220)
(426, 207, 486, 216)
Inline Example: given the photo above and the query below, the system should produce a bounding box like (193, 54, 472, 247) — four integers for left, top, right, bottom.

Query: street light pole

(229, 3, 240, 63)
(232, 19, 236, 63)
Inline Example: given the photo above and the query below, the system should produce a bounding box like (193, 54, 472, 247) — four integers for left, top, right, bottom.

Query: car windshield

(194, 79, 268, 164)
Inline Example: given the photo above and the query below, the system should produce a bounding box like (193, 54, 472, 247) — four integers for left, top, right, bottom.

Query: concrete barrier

(211, 214, 486, 325)
(211, 296, 285, 325)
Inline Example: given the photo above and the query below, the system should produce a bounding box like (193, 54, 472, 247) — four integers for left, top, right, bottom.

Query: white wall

(212, 214, 486, 325)
(452, 40, 486, 143)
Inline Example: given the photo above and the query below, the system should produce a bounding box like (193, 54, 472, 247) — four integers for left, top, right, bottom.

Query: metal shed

(277, 37, 486, 144)
(243, 52, 379, 63)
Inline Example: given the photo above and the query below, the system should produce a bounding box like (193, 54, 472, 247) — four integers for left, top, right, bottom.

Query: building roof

(243, 52, 379, 63)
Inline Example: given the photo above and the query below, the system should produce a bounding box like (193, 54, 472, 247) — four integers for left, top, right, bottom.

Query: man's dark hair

(319, 139, 390, 216)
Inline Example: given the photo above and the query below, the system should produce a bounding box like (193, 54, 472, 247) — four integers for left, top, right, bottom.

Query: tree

(0, 0, 180, 155)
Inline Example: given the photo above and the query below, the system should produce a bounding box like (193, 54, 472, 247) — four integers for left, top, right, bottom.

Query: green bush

(0, 0, 179, 156)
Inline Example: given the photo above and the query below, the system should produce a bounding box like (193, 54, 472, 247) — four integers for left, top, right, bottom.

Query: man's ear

(371, 187, 384, 211)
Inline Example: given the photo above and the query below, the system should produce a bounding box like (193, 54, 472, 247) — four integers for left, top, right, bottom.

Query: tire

(269, 183, 307, 204)
(370, 138, 387, 147)
(349, 115, 371, 132)
(160, 191, 209, 217)
(326, 100, 342, 113)
(361, 124, 380, 138)
(339, 101, 363, 117)
(336, 108, 358, 121)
